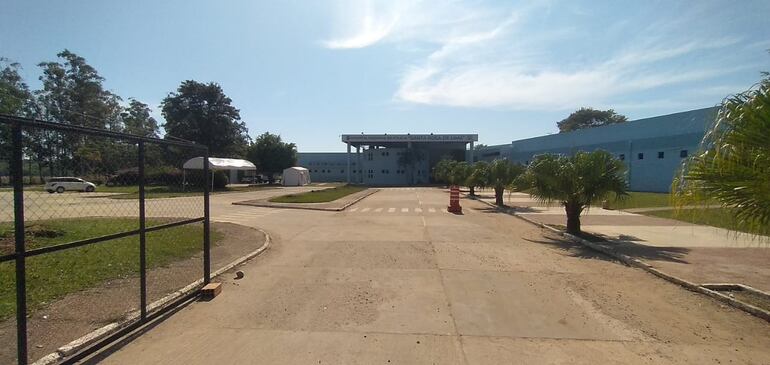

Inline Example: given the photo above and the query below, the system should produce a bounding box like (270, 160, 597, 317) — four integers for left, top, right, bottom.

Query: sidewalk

(471, 191, 770, 292)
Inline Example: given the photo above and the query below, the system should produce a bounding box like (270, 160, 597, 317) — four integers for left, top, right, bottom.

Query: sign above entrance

(341, 134, 478, 143)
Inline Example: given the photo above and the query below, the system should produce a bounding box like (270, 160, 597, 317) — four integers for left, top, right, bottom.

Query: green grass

(101, 184, 276, 199)
(0, 217, 220, 320)
(269, 185, 367, 203)
(644, 208, 769, 236)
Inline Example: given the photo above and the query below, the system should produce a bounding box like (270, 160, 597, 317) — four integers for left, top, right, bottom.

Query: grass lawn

(101, 184, 277, 199)
(269, 185, 367, 203)
(644, 208, 769, 236)
(0, 217, 220, 320)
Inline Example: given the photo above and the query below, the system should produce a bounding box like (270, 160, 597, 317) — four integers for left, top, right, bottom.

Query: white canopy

(282, 166, 310, 186)
(183, 157, 256, 171)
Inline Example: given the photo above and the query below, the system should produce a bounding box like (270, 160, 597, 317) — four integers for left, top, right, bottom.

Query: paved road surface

(96, 188, 770, 364)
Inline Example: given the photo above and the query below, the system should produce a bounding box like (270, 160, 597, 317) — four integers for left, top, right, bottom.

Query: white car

(45, 177, 97, 193)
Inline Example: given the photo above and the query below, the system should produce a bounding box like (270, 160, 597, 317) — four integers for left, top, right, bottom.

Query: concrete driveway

(96, 188, 770, 364)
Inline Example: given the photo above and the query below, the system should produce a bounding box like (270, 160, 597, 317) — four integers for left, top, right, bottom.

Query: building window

(680, 150, 688, 158)
(341, 170, 344, 173)
(658, 151, 665, 159)
(619, 154, 625, 161)
(638, 153, 644, 160)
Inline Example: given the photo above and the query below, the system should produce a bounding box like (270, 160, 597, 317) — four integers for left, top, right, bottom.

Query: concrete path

(98, 188, 770, 364)
(473, 191, 770, 292)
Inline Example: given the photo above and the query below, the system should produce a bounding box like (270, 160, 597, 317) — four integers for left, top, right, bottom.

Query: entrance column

(346, 142, 351, 184)
(467, 141, 474, 163)
(356, 146, 362, 183)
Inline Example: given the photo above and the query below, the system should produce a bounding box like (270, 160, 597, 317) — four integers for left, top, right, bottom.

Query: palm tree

(466, 161, 490, 196)
(487, 159, 525, 206)
(674, 72, 770, 235)
(523, 150, 627, 234)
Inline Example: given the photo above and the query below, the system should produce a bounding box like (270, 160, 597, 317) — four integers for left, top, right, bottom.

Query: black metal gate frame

(0, 115, 212, 365)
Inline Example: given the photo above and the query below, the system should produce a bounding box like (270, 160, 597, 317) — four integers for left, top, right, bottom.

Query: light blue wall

(499, 107, 717, 192)
(297, 147, 431, 185)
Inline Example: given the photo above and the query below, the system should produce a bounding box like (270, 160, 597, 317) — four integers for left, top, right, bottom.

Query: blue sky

(2, 0, 768, 151)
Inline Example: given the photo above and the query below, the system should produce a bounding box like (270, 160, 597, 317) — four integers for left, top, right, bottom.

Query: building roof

(510, 107, 717, 152)
(183, 157, 256, 170)
(341, 133, 478, 147)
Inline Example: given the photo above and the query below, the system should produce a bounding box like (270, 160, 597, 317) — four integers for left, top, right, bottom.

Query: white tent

(282, 167, 310, 186)
(182, 157, 257, 189)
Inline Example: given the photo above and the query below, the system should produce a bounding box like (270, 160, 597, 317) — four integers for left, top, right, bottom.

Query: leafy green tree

(523, 150, 627, 234)
(1, 59, 37, 166)
(674, 71, 770, 236)
(36, 50, 125, 175)
(466, 161, 490, 196)
(161, 80, 249, 157)
(557, 107, 628, 133)
(448, 161, 472, 187)
(432, 159, 457, 186)
(121, 98, 159, 137)
(246, 132, 297, 182)
(487, 159, 525, 206)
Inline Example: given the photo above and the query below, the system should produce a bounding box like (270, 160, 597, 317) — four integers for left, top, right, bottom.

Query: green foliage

(487, 159, 525, 206)
(269, 185, 366, 203)
(674, 72, 770, 235)
(557, 107, 628, 133)
(432, 159, 457, 185)
(246, 132, 297, 179)
(121, 98, 159, 137)
(523, 150, 627, 233)
(161, 80, 250, 157)
(467, 161, 490, 190)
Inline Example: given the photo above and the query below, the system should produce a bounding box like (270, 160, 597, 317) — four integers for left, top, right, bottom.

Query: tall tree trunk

(494, 186, 504, 206)
(565, 202, 582, 234)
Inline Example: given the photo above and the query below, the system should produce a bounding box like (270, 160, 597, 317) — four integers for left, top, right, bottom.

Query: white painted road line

(401, 208, 409, 213)
(349, 207, 359, 212)
(361, 208, 370, 212)
(428, 208, 436, 213)
(374, 208, 383, 212)
(415, 207, 422, 213)
(388, 208, 396, 213)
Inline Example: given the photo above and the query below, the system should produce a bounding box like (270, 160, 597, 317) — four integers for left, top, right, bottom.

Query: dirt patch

(0, 222, 265, 364)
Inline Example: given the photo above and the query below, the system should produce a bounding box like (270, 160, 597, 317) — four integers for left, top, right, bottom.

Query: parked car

(241, 176, 264, 184)
(44, 177, 97, 193)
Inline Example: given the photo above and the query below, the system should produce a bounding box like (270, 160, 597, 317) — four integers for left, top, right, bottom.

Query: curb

(33, 227, 273, 365)
(467, 194, 770, 323)
(232, 189, 380, 212)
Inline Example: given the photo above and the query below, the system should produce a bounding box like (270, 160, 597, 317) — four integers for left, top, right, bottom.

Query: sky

(1, 0, 768, 152)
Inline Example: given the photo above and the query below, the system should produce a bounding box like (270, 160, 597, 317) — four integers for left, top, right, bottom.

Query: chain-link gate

(0, 114, 212, 364)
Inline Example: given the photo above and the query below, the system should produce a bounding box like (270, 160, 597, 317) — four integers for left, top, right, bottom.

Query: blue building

(298, 134, 478, 185)
(477, 107, 717, 192)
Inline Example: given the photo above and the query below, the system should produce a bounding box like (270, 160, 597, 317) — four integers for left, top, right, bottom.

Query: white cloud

(323, 0, 756, 110)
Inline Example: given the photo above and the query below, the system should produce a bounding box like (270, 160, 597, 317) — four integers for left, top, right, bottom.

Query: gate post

(202, 150, 211, 284)
(138, 141, 147, 320)
(11, 121, 28, 364)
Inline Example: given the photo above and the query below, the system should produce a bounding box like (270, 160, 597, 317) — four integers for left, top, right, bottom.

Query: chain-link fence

(0, 115, 212, 364)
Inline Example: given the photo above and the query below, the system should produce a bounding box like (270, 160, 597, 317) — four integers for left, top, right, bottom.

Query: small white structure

(182, 157, 257, 189)
(282, 167, 310, 186)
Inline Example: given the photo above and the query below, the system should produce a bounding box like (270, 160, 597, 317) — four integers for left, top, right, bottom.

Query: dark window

(341, 170, 344, 173)
(658, 151, 664, 159)
(680, 150, 688, 158)
(638, 153, 644, 160)
(619, 154, 625, 161)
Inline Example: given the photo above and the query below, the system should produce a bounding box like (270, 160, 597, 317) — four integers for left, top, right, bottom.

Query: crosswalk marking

(374, 208, 383, 212)
(429, 208, 436, 213)
(388, 208, 396, 213)
(361, 207, 370, 212)
(401, 208, 409, 213)
(349, 207, 359, 212)
(415, 207, 422, 213)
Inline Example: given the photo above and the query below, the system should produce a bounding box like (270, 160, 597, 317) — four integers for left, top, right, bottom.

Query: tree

(487, 159, 525, 206)
(448, 161, 472, 187)
(432, 159, 457, 186)
(557, 107, 628, 133)
(466, 161, 490, 196)
(1, 59, 37, 168)
(246, 132, 297, 182)
(36, 50, 125, 175)
(674, 71, 770, 236)
(121, 98, 159, 137)
(161, 80, 249, 157)
(523, 150, 627, 234)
